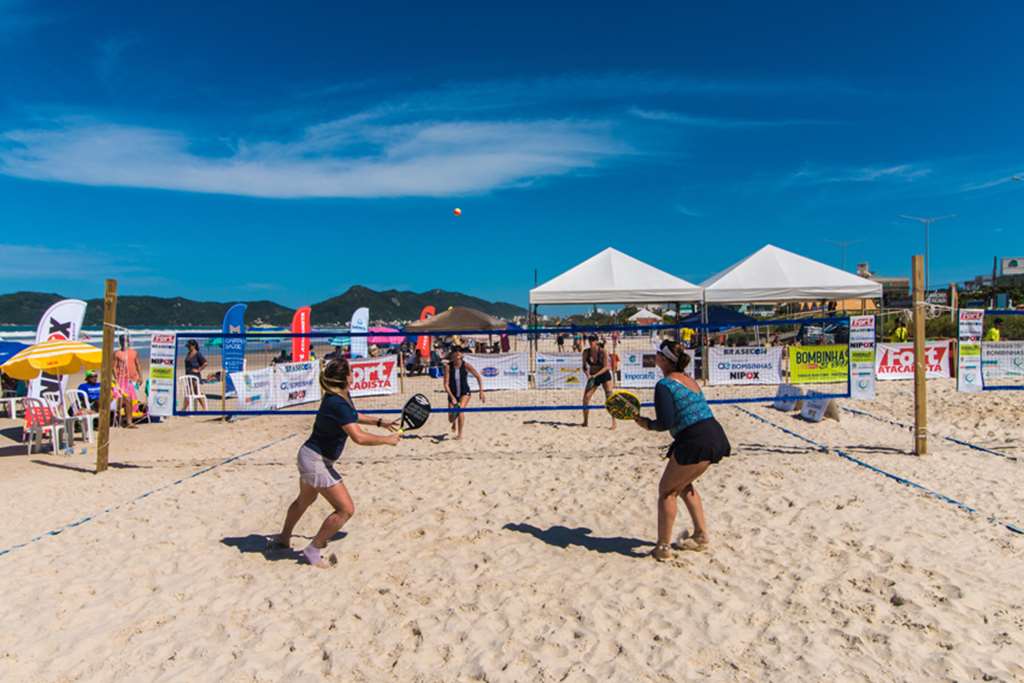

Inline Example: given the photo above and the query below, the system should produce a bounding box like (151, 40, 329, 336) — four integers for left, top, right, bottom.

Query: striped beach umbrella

(0, 339, 103, 380)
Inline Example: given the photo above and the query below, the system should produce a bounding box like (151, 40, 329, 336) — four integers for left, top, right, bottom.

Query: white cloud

(789, 163, 931, 185)
(630, 107, 836, 128)
(0, 116, 625, 198)
(0, 243, 148, 279)
(958, 173, 1024, 193)
(674, 204, 702, 217)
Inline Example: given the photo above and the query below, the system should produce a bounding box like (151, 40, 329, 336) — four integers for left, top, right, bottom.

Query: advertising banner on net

(230, 367, 276, 411)
(789, 345, 849, 384)
(982, 341, 1024, 382)
(275, 361, 322, 407)
(349, 355, 399, 398)
(148, 333, 176, 417)
(875, 341, 951, 381)
(848, 315, 875, 400)
(957, 309, 984, 392)
(464, 353, 529, 391)
(708, 346, 783, 386)
(620, 348, 695, 387)
(536, 353, 586, 390)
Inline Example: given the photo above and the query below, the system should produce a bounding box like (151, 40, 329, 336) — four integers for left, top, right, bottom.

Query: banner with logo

(349, 355, 399, 397)
(148, 333, 176, 417)
(229, 367, 277, 411)
(464, 353, 529, 391)
(982, 341, 1024, 382)
(618, 348, 695, 387)
(536, 353, 586, 390)
(290, 306, 311, 362)
(274, 360, 321, 407)
(957, 309, 984, 393)
(29, 298, 88, 399)
(709, 346, 783, 385)
(415, 306, 436, 359)
(222, 303, 247, 394)
(848, 315, 876, 399)
(350, 307, 369, 359)
(789, 345, 849, 384)
(874, 341, 951, 381)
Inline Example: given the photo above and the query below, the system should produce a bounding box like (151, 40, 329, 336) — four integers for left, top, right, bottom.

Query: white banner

(535, 353, 586, 390)
(349, 355, 399, 398)
(848, 315, 876, 400)
(958, 309, 984, 392)
(709, 346, 783, 385)
(273, 360, 322, 407)
(29, 298, 87, 399)
(464, 353, 529, 391)
(350, 307, 369, 359)
(230, 367, 277, 411)
(148, 333, 176, 417)
(618, 348, 695, 387)
(875, 341, 951, 381)
(982, 341, 1024, 381)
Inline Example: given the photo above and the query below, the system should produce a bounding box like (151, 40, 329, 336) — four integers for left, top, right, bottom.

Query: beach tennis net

(171, 317, 851, 416)
(981, 310, 1024, 391)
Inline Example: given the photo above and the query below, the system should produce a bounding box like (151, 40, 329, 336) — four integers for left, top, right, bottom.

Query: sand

(0, 380, 1022, 682)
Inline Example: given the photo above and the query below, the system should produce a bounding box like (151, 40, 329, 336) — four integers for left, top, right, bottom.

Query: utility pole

(912, 256, 927, 456)
(900, 214, 955, 294)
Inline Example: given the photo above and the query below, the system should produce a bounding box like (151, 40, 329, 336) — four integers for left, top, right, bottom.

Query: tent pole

(700, 298, 709, 384)
(529, 304, 537, 389)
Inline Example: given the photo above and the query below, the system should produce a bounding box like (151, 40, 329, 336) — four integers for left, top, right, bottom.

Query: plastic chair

(43, 390, 83, 447)
(22, 397, 66, 455)
(1, 388, 19, 418)
(65, 389, 98, 443)
(179, 375, 208, 412)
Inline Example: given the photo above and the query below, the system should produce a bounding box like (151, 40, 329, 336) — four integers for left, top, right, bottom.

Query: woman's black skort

(668, 418, 731, 466)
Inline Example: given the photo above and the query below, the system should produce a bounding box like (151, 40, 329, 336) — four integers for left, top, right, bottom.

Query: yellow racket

(605, 389, 641, 420)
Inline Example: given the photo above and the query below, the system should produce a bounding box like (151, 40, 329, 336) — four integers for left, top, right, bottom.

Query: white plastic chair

(65, 389, 98, 443)
(179, 375, 208, 412)
(21, 397, 67, 455)
(42, 391, 82, 447)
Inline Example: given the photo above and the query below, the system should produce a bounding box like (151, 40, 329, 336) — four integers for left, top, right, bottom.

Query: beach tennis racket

(605, 390, 641, 420)
(399, 394, 431, 433)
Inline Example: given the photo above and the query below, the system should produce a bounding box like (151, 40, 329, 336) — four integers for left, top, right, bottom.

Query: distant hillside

(0, 287, 527, 327)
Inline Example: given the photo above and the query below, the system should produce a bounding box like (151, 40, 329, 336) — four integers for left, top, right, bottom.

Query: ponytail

(319, 358, 351, 398)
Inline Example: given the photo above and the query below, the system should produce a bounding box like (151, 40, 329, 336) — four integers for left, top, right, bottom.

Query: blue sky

(1, 0, 1022, 308)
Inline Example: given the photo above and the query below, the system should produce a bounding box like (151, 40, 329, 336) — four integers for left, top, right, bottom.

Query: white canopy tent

(530, 247, 702, 305)
(701, 244, 882, 303)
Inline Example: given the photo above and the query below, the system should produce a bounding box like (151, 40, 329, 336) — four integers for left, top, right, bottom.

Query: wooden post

(912, 255, 927, 455)
(220, 368, 227, 419)
(96, 279, 117, 473)
(399, 350, 405, 393)
(950, 283, 958, 324)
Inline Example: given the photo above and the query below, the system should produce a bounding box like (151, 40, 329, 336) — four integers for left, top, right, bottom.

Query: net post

(220, 355, 226, 420)
(912, 255, 927, 455)
(96, 278, 118, 473)
(399, 349, 405, 393)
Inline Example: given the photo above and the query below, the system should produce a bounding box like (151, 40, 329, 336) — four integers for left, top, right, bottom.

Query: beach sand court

(0, 381, 1022, 681)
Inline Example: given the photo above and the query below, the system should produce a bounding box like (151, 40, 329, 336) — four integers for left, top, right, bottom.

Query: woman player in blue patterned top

(634, 339, 731, 561)
(272, 359, 400, 567)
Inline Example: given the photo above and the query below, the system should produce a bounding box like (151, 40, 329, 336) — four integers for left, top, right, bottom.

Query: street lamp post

(900, 214, 956, 294)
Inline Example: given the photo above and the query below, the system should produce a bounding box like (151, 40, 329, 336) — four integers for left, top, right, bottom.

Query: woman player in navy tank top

(444, 346, 485, 439)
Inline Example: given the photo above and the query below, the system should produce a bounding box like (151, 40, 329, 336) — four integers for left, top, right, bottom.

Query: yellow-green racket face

(605, 390, 641, 420)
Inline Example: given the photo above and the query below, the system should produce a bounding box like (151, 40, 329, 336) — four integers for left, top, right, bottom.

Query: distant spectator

(556, 333, 566, 352)
(184, 339, 208, 379)
(892, 322, 909, 343)
(77, 371, 102, 410)
(985, 318, 1003, 342)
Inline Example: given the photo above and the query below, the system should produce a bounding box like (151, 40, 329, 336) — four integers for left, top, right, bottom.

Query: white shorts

(297, 444, 342, 489)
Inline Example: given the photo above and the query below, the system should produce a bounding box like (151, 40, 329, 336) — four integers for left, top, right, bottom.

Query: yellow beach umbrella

(0, 339, 103, 380)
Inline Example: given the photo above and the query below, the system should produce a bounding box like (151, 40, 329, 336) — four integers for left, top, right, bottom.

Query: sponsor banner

(1001, 257, 1024, 276)
(957, 309, 984, 393)
(290, 306, 311, 362)
(415, 306, 436, 359)
(982, 341, 1024, 381)
(29, 298, 87, 399)
(874, 341, 951, 381)
(535, 353, 586, 390)
(274, 361, 322, 407)
(350, 307, 369, 359)
(230, 367, 276, 411)
(349, 355, 399, 397)
(789, 345, 849, 384)
(708, 346, 783, 386)
(772, 384, 804, 412)
(148, 333, 176, 417)
(800, 391, 830, 422)
(619, 349, 695, 388)
(849, 315, 876, 400)
(222, 303, 247, 394)
(464, 353, 529, 391)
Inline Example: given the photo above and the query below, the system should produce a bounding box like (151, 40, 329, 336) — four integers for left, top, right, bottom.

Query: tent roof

(404, 306, 507, 332)
(628, 308, 660, 321)
(529, 248, 701, 304)
(701, 244, 882, 303)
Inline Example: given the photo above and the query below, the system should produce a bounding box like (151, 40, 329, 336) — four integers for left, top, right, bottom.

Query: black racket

(399, 394, 431, 433)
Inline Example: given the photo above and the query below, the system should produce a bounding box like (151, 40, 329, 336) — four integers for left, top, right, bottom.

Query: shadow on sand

(221, 532, 348, 564)
(521, 419, 581, 429)
(502, 523, 653, 559)
(30, 459, 148, 473)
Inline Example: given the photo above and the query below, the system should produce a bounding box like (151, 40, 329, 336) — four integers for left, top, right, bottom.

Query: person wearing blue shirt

(77, 371, 102, 410)
(272, 358, 401, 568)
(634, 339, 731, 561)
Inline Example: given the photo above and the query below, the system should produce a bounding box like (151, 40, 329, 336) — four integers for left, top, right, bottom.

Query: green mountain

(0, 287, 526, 327)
